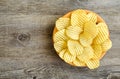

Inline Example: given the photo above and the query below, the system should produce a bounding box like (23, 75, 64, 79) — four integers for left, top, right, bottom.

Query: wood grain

(0, 0, 120, 79)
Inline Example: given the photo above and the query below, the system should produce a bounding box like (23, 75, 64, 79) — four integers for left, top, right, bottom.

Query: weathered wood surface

(0, 0, 120, 79)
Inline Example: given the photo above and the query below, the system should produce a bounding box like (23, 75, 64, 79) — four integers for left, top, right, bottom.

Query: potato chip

(87, 12, 97, 23)
(73, 58, 86, 66)
(77, 46, 94, 62)
(59, 49, 66, 59)
(54, 41, 67, 52)
(68, 40, 83, 56)
(64, 50, 76, 63)
(54, 29, 68, 42)
(93, 23, 109, 44)
(66, 26, 83, 40)
(84, 21, 98, 38)
(84, 46, 94, 58)
(86, 59, 100, 69)
(92, 44, 102, 59)
(56, 18, 70, 30)
(101, 39, 112, 51)
(79, 33, 93, 47)
(71, 9, 88, 28)
(77, 54, 89, 62)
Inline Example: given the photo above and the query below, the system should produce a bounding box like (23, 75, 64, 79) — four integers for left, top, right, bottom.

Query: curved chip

(71, 9, 88, 28)
(68, 40, 83, 56)
(64, 50, 76, 63)
(86, 59, 100, 69)
(54, 29, 68, 42)
(54, 41, 67, 53)
(66, 26, 83, 40)
(79, 33, 93, 47)
(101, 39, 112, 51)
(87, 12, 97, 23)
(84, 46, 94, 58)
(77, 46, 94, 62)
(73, 58, 86, 66)
(93, 23, 109, 44)
(56, 18, 70, 30)
(59, 49, 66, 59)
(84, 21, 98, 39)
(92, 44, 102, 59)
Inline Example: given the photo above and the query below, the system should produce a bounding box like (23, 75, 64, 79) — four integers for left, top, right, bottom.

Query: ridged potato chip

(56, 18, 70, 30)
(73, 58, 86, 66)
(101, 39, 112, 51)
(93, 23, 109, 44)
(59, 49, 66, 59)
(84, 21, 98, 38)
(54, 29, 68, 42)
(87, 13, 97, 23)
(92, 44, 102, 59)
(85, 46, 94, 58)
(54, 41, 67, 52)
(66, 26, 83, 40)
(68, 40, 83, 56)
(64, 50, 76, 63)
(77, 46, 94, 62)
(79, 33, 93, 47)
(71, 10, 88, 28)
(86, 59, 100, 69)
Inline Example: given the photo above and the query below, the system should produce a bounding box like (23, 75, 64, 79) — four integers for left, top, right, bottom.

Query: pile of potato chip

(53, 9, 112, 69)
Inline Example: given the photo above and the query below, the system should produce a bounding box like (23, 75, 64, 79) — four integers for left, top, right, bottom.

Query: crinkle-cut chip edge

(63, 50, 76, 63)
(59, 49, 67, 59)
(71, 9, 88, 28)
(87, 12, 97, 23)
(54, 29, 68, 43)
(54, 41, 67, 53)
(101, 39, 112, 51)
(92, 44, 102, 59)
(56, 18, 70, 30)
(85, 59, 100, 69)
(93, 22, 109, 44)
(67, 40, 83, 56)
(66, 26, 83, 40)
(84, 46, 94, 59)
(73, 58, 86, 66)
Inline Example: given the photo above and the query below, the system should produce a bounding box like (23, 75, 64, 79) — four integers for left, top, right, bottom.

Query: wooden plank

(0, 14, 120, 79)
(0, 0, 119, 15)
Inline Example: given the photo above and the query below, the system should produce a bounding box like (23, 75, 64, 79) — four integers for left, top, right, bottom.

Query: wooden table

(0, 0, 120, 79)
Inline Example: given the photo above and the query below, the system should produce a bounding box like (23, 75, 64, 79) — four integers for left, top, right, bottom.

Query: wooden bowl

(53, 10, 109, 67)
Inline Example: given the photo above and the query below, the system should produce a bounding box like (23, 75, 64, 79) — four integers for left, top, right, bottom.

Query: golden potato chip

(101, 39, 112, 51)
(86, 59, 100, 69)
(87, 12, 97, 23)
(84, 46, 94, 58)
(93, 23, 109, 44)
(77, 46, 94, 62)
(54, 29, 68, 42)
(79, 33, 93, 47)
(68, 40, 83, 56)
(77, 54, 89, 62)
(64, 50, 76, 63)
(59, 49, 66, 59)
(56, 18, 70, 30)
(73, 58, 86, 66)
(66, 26, 83, 40)
(84, 21, 98, 39)
(71, 9, 88, 28)
(92, 44, 102, 59)
(54, 41, 67, 52)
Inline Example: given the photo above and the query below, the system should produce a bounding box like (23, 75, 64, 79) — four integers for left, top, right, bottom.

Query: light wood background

(0, 0, 120, 79)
